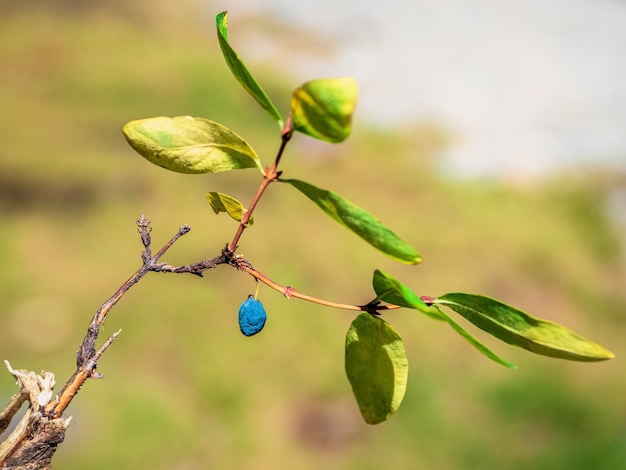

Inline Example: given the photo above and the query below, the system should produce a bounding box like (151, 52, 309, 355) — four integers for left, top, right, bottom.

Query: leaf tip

(596, 347, 615, 361)
(409, 253, 423, 265)
(216, 10, 228, 25)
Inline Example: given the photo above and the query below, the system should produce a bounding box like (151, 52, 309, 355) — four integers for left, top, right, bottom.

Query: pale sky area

(211, 0, 626, 178)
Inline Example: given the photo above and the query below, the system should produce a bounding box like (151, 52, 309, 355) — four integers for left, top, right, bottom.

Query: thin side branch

(232, 256, 402, 313)
(47, 331, 121, 417)
(0, 384, 28, 437)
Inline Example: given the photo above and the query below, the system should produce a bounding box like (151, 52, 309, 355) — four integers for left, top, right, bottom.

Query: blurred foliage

(1, 3, 625, 469)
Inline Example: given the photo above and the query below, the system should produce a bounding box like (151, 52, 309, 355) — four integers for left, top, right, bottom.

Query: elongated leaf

(291, 77, 358, 143)
(436, 293, 615, 362)
(371, 271, 516, 368)
(284, 179, 421, 264)
(216, 11, 283, 127)
(123, 116, 262, 174)
(436, 306, 518, 369)
(372, 269, 444, 320)
(206, 192, 253, 225)
(345, 313, 408, 424)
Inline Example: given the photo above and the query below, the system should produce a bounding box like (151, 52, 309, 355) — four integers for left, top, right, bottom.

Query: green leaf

(345, 313, 408, 424)
(216, 11, 283, 127)
(372, 269, 444, 320)
(437, 306, 518, 369)
(123, 116, 262, 174)
(206, 192, 253, 225)
(284, 179, 422, 264)
(436, 293, 615, 362)
(370, 271, 516, 368)
(291, 77, 358, 143)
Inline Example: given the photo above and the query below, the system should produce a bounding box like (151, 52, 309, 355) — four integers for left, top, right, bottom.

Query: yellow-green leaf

(291, 77, 358, 143)
(123, 116, 262, 174)
(436, 293, 615, 362)
(345, 313, 408, 424)
(216, 11, 283, 127)
(206, 192, 252, 225)
(284, 179, 421, 264)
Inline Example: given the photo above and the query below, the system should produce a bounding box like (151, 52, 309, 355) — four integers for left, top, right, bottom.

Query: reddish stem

(235, 258, 402, 313)
(228, 124, 293, 252)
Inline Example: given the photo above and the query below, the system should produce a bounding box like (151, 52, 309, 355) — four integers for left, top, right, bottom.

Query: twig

(0, 381, 28, 436)
(43, 216, 197, 419)
(232, 256, 402, 314)
(47, 331, 121, 417)
(150, 257, 224, 276)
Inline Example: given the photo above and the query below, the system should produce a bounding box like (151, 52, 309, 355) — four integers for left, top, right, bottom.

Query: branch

(44, 215, 198, 419)
(1, 215, 228, 467)
(232, 256, 402, 314)
(228, 129, 293, 253)
(0, 362, 67, 469)
(46, 331, 121, 418)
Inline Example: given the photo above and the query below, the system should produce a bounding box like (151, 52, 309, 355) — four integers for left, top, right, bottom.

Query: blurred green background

(1, 2, 625, 469)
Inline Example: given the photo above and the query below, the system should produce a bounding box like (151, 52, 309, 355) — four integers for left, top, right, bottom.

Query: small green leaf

(345, 313, 408, 424)
(372, 270, 444, 320)
(291, 77, 358, 143)
(284, 179, 421, 264)
(370, 271, 516, 368)
(216, 11, 283, 127)
(206, 192, 253, 225)
(123, 116, 262, 174)
(436, 293, 615, 362)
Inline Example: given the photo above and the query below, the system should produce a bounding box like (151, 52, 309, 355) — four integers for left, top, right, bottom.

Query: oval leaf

(284, 179, 421, 264)
(436, 293, 615, 362)
(291, 77, 358, 143)
(206, 192, 253, 225)
(372, 271, 516, 368)
(123, 116, 262, 174)
(345, 313, 408, 424)
(216, 11, 283, 127)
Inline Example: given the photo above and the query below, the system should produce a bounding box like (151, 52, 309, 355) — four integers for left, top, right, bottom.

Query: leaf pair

(373, 270, 517, 369)
(122, 11, 359, 176)
(216, 11, 358, 143)
(346, 270, 614, 424)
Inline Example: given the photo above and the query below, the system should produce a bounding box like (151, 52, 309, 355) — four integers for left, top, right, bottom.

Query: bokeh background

(1, 1, 625, 469)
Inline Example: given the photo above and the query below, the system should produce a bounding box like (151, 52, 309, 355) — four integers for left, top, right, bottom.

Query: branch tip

(136, 214, 150, 229)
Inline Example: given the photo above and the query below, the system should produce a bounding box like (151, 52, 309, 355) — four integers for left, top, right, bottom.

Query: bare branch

(43, 217, 200, 420)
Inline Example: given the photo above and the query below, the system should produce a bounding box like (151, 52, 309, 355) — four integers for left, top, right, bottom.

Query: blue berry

(238, 295, 266, 336)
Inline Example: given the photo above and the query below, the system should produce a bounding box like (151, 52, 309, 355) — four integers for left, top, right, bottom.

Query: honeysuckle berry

(238, 295, 266, 336)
